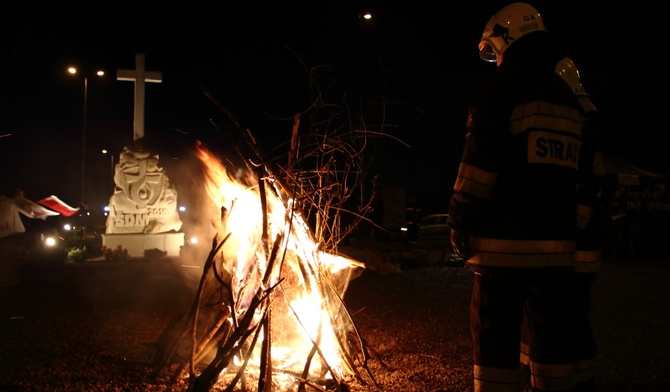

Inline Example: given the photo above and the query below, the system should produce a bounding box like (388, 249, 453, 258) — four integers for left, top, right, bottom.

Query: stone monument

(102, 53, 184, 257)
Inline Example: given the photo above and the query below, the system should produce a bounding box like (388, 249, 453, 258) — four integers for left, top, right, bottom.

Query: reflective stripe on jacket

(468, 237, 575, 268)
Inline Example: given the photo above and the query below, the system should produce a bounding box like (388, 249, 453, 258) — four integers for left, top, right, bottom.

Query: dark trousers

(472, 266, 577, 391)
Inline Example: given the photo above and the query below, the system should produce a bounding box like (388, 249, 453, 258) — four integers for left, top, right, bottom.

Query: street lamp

(68, 66, 104, 208)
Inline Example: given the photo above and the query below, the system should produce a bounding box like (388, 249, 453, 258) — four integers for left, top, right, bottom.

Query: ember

(153, 143, 376, 391)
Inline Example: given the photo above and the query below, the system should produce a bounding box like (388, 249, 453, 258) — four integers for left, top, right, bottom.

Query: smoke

(159, 147, 219, 270)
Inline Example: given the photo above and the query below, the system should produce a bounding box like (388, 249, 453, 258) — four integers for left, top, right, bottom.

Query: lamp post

(68, 66, 104, 208)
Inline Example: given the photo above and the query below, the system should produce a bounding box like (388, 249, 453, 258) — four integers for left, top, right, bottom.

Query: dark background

(1, 0, 668, 221)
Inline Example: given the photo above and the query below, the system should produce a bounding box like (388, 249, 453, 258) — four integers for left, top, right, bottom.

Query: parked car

(418, 213, 451, 240)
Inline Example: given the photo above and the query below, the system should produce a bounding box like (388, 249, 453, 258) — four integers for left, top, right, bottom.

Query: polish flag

(37, 195, 80, 217)
(13, 196, 60, 220)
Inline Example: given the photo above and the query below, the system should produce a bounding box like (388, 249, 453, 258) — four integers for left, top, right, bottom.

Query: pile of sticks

(152, 165, 376, 391)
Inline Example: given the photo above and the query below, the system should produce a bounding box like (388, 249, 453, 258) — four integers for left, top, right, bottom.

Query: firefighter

(448, 3, 586, 391)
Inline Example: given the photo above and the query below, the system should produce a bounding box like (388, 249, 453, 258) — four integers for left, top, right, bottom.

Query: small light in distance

(360, 11, 372, 20)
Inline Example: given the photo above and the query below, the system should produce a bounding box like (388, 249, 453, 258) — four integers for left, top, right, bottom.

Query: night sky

(2, 1, 669, 218)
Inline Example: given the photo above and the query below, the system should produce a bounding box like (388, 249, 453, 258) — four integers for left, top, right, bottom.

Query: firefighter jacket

(447, 53, 586, 269)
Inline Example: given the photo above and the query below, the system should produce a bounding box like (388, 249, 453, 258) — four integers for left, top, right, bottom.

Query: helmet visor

(478, 41, 497, 62)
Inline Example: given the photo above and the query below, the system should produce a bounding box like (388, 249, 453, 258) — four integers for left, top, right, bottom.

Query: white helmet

(555, 57, 597, 112)
(479, 3, 546, 66)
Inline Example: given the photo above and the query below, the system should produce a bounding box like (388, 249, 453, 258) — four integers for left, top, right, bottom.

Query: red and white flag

(13, 196, 60, 220)
(37, 195, 79, 217)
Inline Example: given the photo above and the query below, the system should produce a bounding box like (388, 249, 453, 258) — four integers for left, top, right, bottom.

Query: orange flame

(189, 144, 369, 390)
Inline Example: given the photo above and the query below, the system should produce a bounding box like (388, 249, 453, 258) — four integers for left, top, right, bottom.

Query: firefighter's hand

(450, 230, 470, 259)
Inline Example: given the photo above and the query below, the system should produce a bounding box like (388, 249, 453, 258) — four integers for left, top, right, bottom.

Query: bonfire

(153, 143, 377, 391)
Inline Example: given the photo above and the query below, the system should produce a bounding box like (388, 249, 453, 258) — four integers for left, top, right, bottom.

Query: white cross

(117, 53, 162, 143)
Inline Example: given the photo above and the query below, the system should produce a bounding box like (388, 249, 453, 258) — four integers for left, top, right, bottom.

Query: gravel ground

(1, 247, 669, 391)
